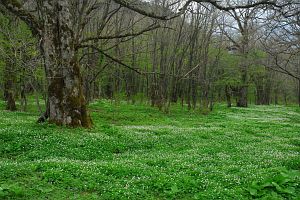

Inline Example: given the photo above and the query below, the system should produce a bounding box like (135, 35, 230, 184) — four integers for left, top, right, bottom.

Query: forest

(0, 0, 299, 199)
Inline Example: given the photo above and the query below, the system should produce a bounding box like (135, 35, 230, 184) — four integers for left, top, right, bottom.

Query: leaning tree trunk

(39, 1, 92, 127)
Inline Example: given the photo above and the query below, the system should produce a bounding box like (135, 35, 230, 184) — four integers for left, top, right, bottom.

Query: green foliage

(0, 100, 299, 199)
(0, 183, 25, 199)
(248, 169, 300, 199)
(249, 49, 267, 60)
(216, 49, 242, 87)
(248, 49, 269, 78)
(0, 13, 38, 97)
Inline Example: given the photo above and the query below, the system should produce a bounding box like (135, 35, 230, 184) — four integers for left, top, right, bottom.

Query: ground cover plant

(0, 100, 299, 199)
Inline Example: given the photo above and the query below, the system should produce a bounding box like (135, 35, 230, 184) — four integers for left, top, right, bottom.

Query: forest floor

(0, 100, 299, 199)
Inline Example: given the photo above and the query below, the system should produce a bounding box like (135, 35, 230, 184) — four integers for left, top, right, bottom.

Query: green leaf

(249, 188, 258, 196)
(280, 187, 296, 195)
(250, 181, 261, 189)
(171, 185, 179, 193)
(272, 181, 283, 191)
(273, 174, 291, 185)
(261, 181, 273, 188)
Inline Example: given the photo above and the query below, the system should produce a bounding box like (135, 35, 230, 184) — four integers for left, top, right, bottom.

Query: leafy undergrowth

(0, 100, 299, 199)
(248, 168, 299, 199)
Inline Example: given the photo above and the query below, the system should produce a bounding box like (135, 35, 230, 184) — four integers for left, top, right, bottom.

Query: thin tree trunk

(4, 58, 17, 111)
(20, 85, 27, 111)
(237, 64, 248, 107)
(225, 85, 232, 108)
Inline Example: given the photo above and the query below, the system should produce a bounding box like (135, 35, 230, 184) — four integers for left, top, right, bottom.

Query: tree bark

(237, 55, 248, 107)
(274, 86, 279, 105)
(237, 86, 248, 107)
(20, 85, 27, 111)
(4, 58, 17, 111)
(39, 1, 92, 127)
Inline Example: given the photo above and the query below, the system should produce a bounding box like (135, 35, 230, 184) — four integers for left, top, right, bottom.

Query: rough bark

(40, 1, 92, 127)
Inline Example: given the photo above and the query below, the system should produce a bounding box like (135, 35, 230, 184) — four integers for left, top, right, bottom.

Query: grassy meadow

(0, 100, 299, 199)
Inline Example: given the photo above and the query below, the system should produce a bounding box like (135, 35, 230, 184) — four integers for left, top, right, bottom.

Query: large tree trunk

(39, 1, 92, 128)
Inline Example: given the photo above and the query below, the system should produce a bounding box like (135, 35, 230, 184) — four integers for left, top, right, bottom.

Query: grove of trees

(0, 0, 299, 127)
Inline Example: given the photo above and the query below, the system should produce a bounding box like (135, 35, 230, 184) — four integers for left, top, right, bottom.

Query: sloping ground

(0, 101, 299, 199)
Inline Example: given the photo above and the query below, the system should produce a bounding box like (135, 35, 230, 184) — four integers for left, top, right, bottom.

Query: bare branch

(0, 0, 41, 35)
(113, 0, 192, 20)
(81, 23, 160, 43)
(79, 45, 143, 75)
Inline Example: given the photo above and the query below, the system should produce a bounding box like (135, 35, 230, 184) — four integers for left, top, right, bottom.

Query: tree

(0, 0, 291, 127)
(0, 12, 37, 111)
(219, 2, 262, 107)
(262, 1, 300, 106)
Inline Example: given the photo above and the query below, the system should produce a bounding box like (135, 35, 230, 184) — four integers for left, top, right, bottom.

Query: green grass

(0, 100, 299, 199)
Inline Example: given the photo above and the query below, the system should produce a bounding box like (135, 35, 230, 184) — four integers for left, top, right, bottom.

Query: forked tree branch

(0, 0, 41, 35)
(113, 0, 292, 22)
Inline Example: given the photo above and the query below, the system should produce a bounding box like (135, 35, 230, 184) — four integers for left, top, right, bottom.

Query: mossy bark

(39, 0, 92, 128)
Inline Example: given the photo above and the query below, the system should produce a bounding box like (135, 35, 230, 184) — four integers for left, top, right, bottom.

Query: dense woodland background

(0, 0, 299, 126)
(0, 1, 300, 199)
